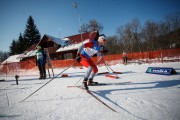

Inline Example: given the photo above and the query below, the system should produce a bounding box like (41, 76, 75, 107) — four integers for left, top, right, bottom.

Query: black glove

(101, 50, 108, 54)
(76, 54, 82, 62)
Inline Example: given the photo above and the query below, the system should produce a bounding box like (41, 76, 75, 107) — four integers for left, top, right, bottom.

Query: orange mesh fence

(125, 48, 180, 60)
(20, 59, 36, 69)
(51, 59, 77, 68)
(0, 59, 37, 75)
(0, 48, 179, 75)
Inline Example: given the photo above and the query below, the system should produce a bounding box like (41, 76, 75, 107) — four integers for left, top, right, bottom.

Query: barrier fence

(0, 48, 180, 75)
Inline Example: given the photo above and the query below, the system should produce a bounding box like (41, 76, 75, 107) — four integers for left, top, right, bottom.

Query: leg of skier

(88, 64, 98, 86)
(80, 57, 98, 89)
(42, 64, 46, 79)
(38, 64, 43, 79)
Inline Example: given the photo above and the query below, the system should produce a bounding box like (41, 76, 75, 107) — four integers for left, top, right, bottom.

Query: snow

(1, 54, 21, 64)
(0, 62, 180, 120)
(46, 35, 70, 47)
(17, 50, 36, 59)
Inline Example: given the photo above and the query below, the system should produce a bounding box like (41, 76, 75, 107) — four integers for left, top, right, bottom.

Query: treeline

(80, 12, 180, 54)
(106, 12, 180, 54)
(9, 16, 41, 55)
(0, 51, 9, 62)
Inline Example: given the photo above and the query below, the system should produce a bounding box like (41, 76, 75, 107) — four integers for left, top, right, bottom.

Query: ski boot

(88, 78, 98, 86)
(39, 74, 43, 79)
(82, 78, 89, 90)
(43, 74, 46, 79)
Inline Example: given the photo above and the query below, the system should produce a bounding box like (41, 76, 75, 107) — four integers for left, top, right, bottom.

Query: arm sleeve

(96, 46, 104, 56)
(42, 50, 47, 63)
(77, 44, 84, 54)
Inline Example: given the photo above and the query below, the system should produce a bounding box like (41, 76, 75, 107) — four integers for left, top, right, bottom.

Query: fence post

(161, 52, 163, 63)
(15, 75, 19, 85)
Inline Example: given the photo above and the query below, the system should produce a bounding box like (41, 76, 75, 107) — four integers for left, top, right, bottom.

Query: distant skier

(123, 51, 128, 65)
(76, 34, 108, 90)
(35, 46, 47, 79)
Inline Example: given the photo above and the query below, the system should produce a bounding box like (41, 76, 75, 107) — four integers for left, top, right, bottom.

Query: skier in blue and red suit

(76, 34, 108, 90)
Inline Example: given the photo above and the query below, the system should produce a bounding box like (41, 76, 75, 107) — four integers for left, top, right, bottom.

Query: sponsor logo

(152, 69, 169, 74)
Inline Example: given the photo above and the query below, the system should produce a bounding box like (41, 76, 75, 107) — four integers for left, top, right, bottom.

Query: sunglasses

(102, 39, 107, 42)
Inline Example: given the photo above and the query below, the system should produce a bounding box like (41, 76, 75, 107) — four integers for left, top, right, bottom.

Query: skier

(35, 46, 47, 79)
(76, 34, 108, 90)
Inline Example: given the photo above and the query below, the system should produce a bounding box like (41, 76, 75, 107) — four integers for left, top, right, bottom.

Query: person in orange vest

(76, 34, 108, 90)
(35, 46, 47, 79)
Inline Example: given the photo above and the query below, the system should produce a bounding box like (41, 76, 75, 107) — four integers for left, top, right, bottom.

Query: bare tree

(79, 23, 89, 33)
(88, 19, 103, 32)
(141, 20, 159, 51)
(105, 36, 122, 54)
(164, 12, 180, 48)
(116, 18, 142, 53)
(131, 18, 142, 52)
(80, 19, 103, 33)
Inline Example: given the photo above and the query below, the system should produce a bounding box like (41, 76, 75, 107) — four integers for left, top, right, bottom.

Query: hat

(37, 46, 41, 49)
(98, 34, 107, 42)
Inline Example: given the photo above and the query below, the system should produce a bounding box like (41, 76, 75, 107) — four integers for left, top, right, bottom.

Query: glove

(76, 54, 82, 62)
(101, 50, 108, 54)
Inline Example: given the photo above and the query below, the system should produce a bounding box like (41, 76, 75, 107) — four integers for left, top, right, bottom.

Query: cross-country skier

(76, 34, 108, 90)
(35, 46, 47, 79)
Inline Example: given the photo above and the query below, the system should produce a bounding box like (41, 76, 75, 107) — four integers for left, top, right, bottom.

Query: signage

(146, 67, 177, 75)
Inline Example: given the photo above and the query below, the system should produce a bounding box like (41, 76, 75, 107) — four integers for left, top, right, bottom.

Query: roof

(17, 44, 37, 59)
(25, 44, 37, 52)
(56, 39, 89, 52)
(18, 50, 36, 59)
(56, 31, 99, 52)
(17, 34, 71, 59)
(66, 31, 99, 44)
(45, 34, 70, 47)
(17, 31, 99, 58)
(39, 34, 70, 47)
(1, 54, 21, 64)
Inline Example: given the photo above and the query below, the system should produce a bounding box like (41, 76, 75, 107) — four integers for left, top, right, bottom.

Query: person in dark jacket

(35, 46, 47, 79)
(123, 51, 128, 65)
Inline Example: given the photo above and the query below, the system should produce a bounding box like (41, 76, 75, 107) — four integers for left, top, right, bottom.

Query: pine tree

(17, 33, 28, 54)
(23, 15, 41, 47)
(9, 39, 19, 55)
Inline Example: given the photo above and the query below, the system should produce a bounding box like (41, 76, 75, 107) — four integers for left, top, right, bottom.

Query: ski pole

(103, 60, 111, 73)
(102, 56, 119, 75)
(20, 61, 76, 103)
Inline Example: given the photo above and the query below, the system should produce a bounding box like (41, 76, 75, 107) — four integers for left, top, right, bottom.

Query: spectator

(123, 51, 128, 65)
(35, 46, 47, 79)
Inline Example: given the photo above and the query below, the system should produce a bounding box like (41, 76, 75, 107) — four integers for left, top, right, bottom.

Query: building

(55, 31, 99, 60)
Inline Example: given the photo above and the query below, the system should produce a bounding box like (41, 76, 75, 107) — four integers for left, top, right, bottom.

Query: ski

(76, 86, 117, 113)
(105, 74, 119, 79)
(97, 72, 109, 75)
(113, 71, 121, 74)
(67, 81, 131, 88)
(97, 71, 121, 75)
(67, 85, 83, 88)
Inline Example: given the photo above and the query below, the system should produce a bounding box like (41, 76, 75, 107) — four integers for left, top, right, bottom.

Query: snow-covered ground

(0, 62, 180, 120)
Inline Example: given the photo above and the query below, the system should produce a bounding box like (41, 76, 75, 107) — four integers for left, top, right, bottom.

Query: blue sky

(0, 0, 180, 52)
